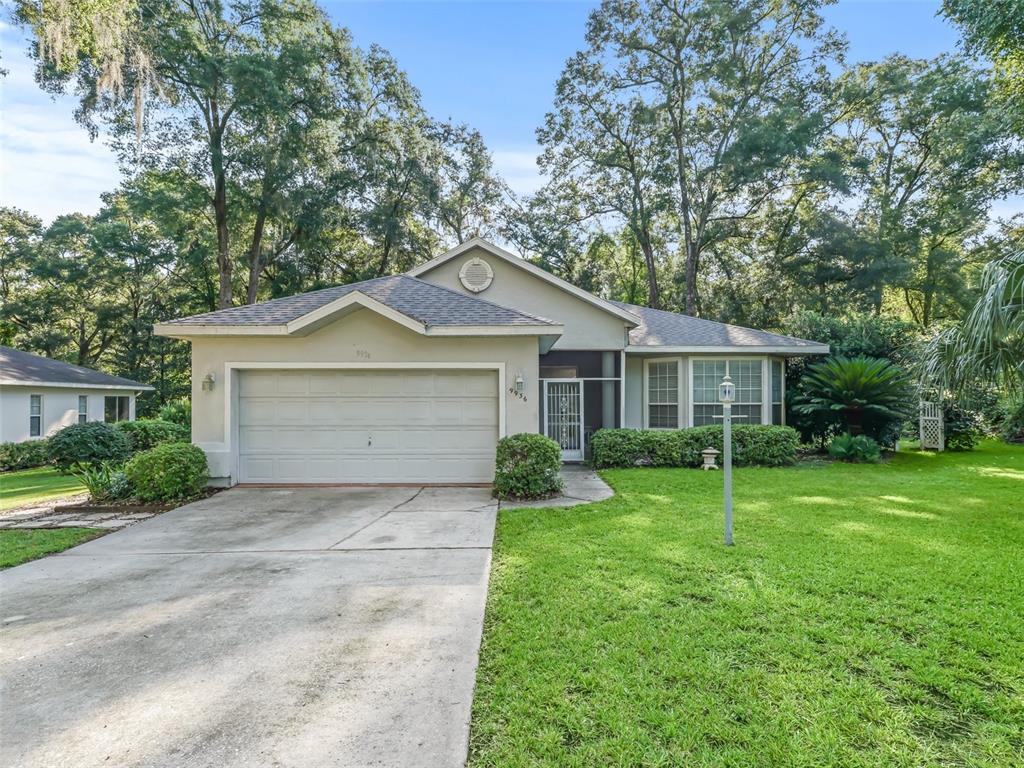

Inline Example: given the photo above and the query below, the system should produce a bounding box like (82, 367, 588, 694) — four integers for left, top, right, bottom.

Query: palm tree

(793, 356, 911, 436)
(921, 249, 1024, 395)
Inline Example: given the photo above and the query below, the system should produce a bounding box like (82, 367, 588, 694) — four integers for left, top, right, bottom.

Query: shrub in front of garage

(124, 442, 209, 502)
(493, 433, 564, 500)
(591, 425, 799, 469)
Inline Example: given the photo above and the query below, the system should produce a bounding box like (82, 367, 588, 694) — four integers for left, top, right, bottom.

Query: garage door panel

(238, 369, 498, 483)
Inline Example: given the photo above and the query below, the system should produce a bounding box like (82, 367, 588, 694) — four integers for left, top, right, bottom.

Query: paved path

(0, 486, 497, 768)
(0, 502, 158, 530)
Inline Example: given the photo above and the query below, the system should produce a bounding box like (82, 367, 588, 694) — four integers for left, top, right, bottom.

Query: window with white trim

(78, 395, 89, 424)
(646, 360, 679, 429)
(104, 396, 129, 423)
(771, 360, 784, 425)
(30, 394, 42, 437)
(692, 359, 762, 426)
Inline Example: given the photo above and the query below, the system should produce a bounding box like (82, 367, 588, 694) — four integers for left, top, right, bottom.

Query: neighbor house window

(29, 394, 42, 437)
(78, 395, 89, 424)
(104, 396, 130, 422)
(646, 359, 680, 429)
(771, 360, 784, 425)
(692, 359, 762, 426)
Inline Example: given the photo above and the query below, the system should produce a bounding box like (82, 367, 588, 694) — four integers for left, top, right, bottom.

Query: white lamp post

(719, 374, 735, 546)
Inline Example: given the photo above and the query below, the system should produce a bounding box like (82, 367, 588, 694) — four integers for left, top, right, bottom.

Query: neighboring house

(155, 238, 828, 486)
(0, 346, 153, 444)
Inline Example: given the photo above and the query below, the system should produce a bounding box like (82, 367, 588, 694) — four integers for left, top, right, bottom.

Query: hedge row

(591, 425, 799, 469)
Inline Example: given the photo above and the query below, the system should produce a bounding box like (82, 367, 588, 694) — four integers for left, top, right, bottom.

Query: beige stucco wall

(417, 246, 631, 351)
(187, 307, 541, 482)
(0, 385, 136, 443)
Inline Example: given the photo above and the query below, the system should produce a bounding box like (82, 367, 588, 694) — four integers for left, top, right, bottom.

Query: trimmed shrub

(587, 429, 681, 468)
(493, 433, 564, 500)
(0, 438, 51, 471)
(591, 425, 799, 469)
(124, 442, 208, 502)
(116, 419, 189, 452)
(49, 422, 132, 472)
(157, 399, 191, 427)
(828, 433, 881, 463)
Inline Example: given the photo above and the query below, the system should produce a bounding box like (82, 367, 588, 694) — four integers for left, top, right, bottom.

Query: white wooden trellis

(919, 401, 945, 451)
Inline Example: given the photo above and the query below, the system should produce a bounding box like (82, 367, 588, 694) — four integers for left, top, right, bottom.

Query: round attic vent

(458, 257, 494, 293)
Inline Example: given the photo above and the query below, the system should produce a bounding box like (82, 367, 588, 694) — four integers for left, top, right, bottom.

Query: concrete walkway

(0, 486, 497, 768)
(499, 464, 614, 509)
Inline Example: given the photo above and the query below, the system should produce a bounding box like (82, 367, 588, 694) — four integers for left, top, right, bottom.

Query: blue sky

(0, 0, 999, 223)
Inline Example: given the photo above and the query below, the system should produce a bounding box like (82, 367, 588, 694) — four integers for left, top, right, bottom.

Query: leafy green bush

(998, 399, 1024, 443)
(943, 403, 985, 451)
(70, 461, 133, 502)
(157, 399, 191, 427)
(116, 419, 189, 452)
(793, 356, 912, 445)
(591, 425, 799, 468)
(124, 443, 208, 502)
(587, 429, 682, 468)
(48, 422, 132, 472)
(493, 433, 564, 500)
(0, 438, 51, 471)
(828, 433, 881, 463)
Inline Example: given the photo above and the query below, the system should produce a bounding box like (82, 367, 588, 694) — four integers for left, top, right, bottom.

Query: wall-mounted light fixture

(514, 374, 525, 395)
(201, 372, 216, 392)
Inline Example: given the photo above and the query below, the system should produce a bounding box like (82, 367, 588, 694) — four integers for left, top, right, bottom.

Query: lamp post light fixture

(719, 374, 736, 546)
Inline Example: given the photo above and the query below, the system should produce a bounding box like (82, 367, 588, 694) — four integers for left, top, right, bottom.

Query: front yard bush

(116, 419, 189, 452)
(71, 462, 133, 502)
(591, 425, 799, 469)
(124, 443, 208, 502)
(48, 422, 132, 472)
(828, 433, 881, 462)
(0, 438, 51, 471)
(493, 433, 564, 500)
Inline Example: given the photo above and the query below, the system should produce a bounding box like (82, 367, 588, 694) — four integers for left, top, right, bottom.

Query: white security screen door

(545, 380, 583, 461)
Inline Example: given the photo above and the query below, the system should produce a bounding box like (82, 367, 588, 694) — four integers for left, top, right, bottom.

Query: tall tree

(586, 0, 844, 313)
(536, 49, 669, 307)
(839, 55, 1022, 325)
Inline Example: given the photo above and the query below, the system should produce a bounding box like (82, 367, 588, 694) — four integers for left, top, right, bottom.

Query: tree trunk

(246, 208, 268, 305)
(639, 237, 659, 309)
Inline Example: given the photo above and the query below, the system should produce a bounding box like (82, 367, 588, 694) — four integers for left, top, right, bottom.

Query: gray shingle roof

(0, 346, 153, 389)
(162, 275, 558, 328)
(611, 301, 825, 349)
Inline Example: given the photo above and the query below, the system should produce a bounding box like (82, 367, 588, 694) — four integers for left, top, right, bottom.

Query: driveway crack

(326, 487, 423, 549)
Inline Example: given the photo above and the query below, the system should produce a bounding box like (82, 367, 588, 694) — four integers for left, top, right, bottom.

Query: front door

(545, 380, 583, 461)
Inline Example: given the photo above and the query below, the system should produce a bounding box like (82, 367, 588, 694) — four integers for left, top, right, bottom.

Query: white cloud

(0, 30, 122, 222)
(492, 147, 546, 197)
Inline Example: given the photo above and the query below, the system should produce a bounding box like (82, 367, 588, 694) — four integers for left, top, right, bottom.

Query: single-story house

(155, 238, 828, 486)
(0, 346, 153, 444)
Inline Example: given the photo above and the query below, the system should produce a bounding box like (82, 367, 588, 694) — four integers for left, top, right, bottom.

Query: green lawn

(0, 467, 85, 511)
(0, 527, 103, 569)
(470, 441, 1024, 768)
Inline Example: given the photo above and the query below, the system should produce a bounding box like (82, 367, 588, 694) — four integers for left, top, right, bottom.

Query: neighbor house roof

(155, 275, 563, 341)
(612, 302, 829, 354)
(0, 346, 154, 390)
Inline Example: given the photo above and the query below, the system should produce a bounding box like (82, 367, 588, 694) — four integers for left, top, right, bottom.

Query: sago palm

(794, 356, 911, 435)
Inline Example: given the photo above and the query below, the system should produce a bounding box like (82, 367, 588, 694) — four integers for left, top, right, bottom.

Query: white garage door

(238, 369, 499, 484)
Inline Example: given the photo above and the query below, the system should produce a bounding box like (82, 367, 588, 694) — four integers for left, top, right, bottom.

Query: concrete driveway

(0, 486, 497, 768)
